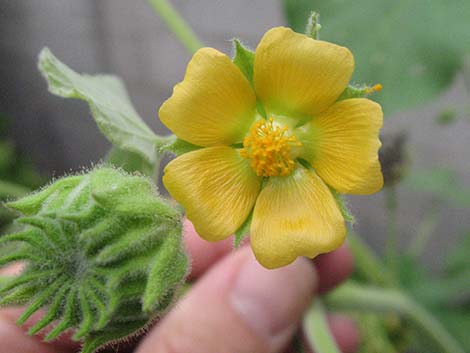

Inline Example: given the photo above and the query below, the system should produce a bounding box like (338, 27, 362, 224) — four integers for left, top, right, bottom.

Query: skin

(0, 220, 359, 353)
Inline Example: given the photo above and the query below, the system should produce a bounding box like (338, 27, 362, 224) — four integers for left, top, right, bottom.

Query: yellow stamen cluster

(240, 118, 301, 177)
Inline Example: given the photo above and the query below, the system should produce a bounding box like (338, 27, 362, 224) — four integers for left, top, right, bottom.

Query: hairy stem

(326, 282, 465, 353)
(147, 0, 203, 54)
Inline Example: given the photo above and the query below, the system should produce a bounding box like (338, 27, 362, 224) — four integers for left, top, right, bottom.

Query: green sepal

(231, 39, 269, 119)
(157, 135, 201, 156)
(0, 167, 188, 353)
(232, 39, 255, 85)
(337, 84, 380, 101)
(330, 189, 355, 225)
(234, 212, 253, 248)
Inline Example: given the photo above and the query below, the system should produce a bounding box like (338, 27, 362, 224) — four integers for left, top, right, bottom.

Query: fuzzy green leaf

(282, 0, 470, 114)
(38, 48, 159, 164)
(0, 167, 188, 352)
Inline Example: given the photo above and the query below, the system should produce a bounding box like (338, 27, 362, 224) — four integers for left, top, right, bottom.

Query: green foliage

(404, 167, 470, 208)
(232, 39, 255, 85)
(392, 238, 470, 351)
(106, 147, 156, 177)
(282, 0, 470, 114)
(0, 167, 188, 353)
(157, 135, 200, 156)
(445, 232, 470, 276)
(0, 115, 43, 230)
(0, 120, 42, 193)
(355, 314, 396, 353)
(38, 48, 159, 165)
(436, 109, 458, 126)
(234, 212, 252, 248)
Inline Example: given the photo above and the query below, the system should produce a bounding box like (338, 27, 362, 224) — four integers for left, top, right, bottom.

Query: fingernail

(230, 252, 316, 338)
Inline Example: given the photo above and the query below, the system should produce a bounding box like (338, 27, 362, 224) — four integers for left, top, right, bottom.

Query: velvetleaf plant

(0, 4, 467, 353)
(0, 168, 188, 353)
(0, 12, 385, 352)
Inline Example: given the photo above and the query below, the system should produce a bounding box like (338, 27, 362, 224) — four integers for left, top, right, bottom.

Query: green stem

(347, 231, 393, 286)
(326, 282, 465, 353)
(408, 207, 439, 257)
(303, 299, 341, 353)
(147, 0, 203, 54)
(0, 180, 30, 198)
(384, 186, 398, 281)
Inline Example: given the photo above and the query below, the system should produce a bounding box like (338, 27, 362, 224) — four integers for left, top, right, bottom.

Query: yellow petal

(254, 27, 354, 119)
(163, 146, 262, 241)
(298, 98, 383, 195)
(159, 48, 257, 147)
(250, 166, 345, 269)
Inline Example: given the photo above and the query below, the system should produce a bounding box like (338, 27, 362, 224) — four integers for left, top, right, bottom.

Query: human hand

(0, 220, 358, 353)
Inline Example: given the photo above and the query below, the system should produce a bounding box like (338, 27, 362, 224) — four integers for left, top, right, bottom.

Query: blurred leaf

(395, 255, 426, 289)
(0, 113, 9, 135)
(355, 313, 396, 353)
(282, 0, 470, 114)
(38, 48, 159, 164)
(403, 167, 470, 208)
(436, 109, 458, 126)
(395, 252, 470, 307)
(432, 308, 470, 351)
(445, 231, 470, 275)
(0, 142, 15, 170)
(0, 180, 30, 199)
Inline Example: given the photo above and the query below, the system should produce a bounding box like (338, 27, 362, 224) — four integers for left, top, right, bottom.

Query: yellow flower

(160, 27, 383, 269)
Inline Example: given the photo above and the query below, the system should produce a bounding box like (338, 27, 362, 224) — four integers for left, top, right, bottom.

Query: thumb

(136, 246, 316, 353)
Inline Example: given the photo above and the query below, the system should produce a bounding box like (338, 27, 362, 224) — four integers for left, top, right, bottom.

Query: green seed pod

(0, 167, 188, 353)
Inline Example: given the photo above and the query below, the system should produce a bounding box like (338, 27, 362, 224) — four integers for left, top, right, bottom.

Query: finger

(0, 263, 79, 350)
(302, 314, 360, 353)
(313, 244, 354, 294)
(0, 263, 23, 276)
(327, 315, 360, 353)
(0, 308, 76, 353)
(183, 220, 233, 279)
(136, 246, 317, 353)
(0, 307, 80, 352)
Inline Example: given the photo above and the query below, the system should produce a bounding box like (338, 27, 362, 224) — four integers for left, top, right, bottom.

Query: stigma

(240, 117, 301, 177)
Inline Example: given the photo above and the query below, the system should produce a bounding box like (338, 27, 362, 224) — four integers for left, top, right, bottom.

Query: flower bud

(0, 167, 188, 353)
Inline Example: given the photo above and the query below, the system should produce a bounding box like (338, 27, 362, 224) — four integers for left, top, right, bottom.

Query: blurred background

(1, 0, 469, 268)
(1, 1, 469, 352)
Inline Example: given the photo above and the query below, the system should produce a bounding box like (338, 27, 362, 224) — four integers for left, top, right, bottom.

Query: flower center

(240, 117, 301, 177)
